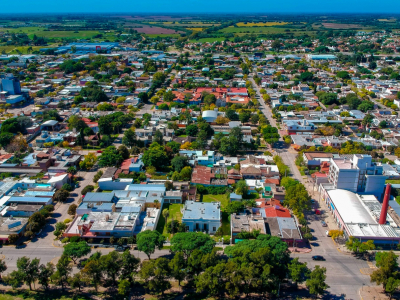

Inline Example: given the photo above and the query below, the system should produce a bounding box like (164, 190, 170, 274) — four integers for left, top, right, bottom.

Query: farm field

(145, 33, 181, 38)
(187, 27, 204, 31)
(126, 24, 183, 34)
(0, 27, 107, 39)
(220, 26, 312, 36)
(236, 21, 290, 27)
(148, 21, 219, 27)
(322, 23, 362, 29)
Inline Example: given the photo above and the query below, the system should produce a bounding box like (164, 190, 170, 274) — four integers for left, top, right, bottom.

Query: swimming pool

(35, 183, 51, 188)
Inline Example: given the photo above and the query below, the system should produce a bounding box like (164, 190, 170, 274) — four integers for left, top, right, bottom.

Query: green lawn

(156, 203, 183, 238)
(202, 194, 230, 235)
(202, 194, 229, 209)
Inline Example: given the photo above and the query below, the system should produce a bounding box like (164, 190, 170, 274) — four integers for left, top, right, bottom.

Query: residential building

(181, 201, 221, 234)
(322, 154, 387, 199)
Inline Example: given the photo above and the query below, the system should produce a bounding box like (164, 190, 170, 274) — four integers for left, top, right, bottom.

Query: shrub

(61, 183, 73, 191)
(64, 218, 72, 224)
(69, 236, 81, 243)
(81, 185, 95, 195)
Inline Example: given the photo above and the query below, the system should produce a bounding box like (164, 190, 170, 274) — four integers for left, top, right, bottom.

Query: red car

(97, 150, 103, 153)
(315, 209, 321, 215)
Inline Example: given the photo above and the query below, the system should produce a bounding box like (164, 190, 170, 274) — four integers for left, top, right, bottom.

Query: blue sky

(2, 0, 400, 14)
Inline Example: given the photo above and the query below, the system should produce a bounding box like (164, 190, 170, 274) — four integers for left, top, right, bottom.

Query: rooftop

(182, 201, 220, 221)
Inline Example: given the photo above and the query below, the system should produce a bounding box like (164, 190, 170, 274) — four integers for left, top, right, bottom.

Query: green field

(0, 27, 114, 40)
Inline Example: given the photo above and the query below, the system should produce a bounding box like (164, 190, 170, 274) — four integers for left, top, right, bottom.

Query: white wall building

(182, 201, 221, 234)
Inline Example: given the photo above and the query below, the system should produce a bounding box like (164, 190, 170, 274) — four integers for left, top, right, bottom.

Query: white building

(322, 154, 387, 199)
(182, 201, 221, 234)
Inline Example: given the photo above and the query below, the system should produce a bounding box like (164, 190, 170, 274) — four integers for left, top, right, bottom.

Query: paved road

(250, 77, 371, 299)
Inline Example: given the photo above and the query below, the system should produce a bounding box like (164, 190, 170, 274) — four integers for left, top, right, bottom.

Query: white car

(325, 230, 330, 237)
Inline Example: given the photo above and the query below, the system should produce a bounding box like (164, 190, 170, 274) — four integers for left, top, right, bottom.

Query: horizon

(2, 0, 400, 14)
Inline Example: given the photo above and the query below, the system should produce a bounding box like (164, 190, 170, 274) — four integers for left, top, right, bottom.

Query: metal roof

(327, 189, 375, 224)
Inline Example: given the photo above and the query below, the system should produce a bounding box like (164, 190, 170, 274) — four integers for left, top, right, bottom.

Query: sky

(2, 0, 400, 14)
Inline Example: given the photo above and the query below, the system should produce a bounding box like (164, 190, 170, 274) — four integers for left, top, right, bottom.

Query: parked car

(321, 221, 327, 227)
(115, 245, 130, 252)
(312, 255, 325, 261)
(325, 230, 330, 237)
(97, 150, 103, 153)
(315, 209, 321, 215)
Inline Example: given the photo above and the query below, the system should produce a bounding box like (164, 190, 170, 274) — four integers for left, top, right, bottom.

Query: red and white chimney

(379, 184, 391, 225)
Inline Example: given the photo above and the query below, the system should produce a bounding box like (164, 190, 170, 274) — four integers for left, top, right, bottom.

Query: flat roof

(327, 189, 375, 224)
(83, 192, 115, 203)
(182, 201, 220, 220)
(7, 196, 52, 204)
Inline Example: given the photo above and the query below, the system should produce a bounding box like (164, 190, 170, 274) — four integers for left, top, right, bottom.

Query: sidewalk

(359, 286, 389, 300)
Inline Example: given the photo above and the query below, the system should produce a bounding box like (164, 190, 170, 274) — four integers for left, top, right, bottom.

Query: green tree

(226, 201, 245, 214)
(122, 128, 137, 148)
(186, 124, 198, 136)
(171, 232, 215, 259)
(68, 204, 77, 216)
(51, 254, 71, 290)
(142, 142, 169, 170)
(118, 279, 131, 296)
(63, 241, 91, 263)
(306, 265, 329, 298)
(196, 263, 226, 298)
(118, 145, 130, 160)
(235, 180, 248, 196)
(153, 129, 164, 145)
(14, 257, 40, 290)
(386, 277, 400, 299)
(371, 251, 399, 290)
(38, 262, 54, 290)
(280, 177, 299, 189)
(81, 258, 103, 292)
(139, 257, 171, 295)
(120, 250, 140, 282)
(68, 273, 83, 292)
(136, 230, 166, 260)
(0, 259, 7, 280)
(180, 166, 192, 181)
(100, 251, 121, 286)
(169, 252, 186, 286)
(171, 155, 188, 172)
(288, 258, 310, 288)
(53, 189, 70, 203)
(98, 146, 124, 167)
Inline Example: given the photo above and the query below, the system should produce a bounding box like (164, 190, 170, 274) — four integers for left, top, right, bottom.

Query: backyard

(156, 203, 183, 239)
(202, 194, 230, 235)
